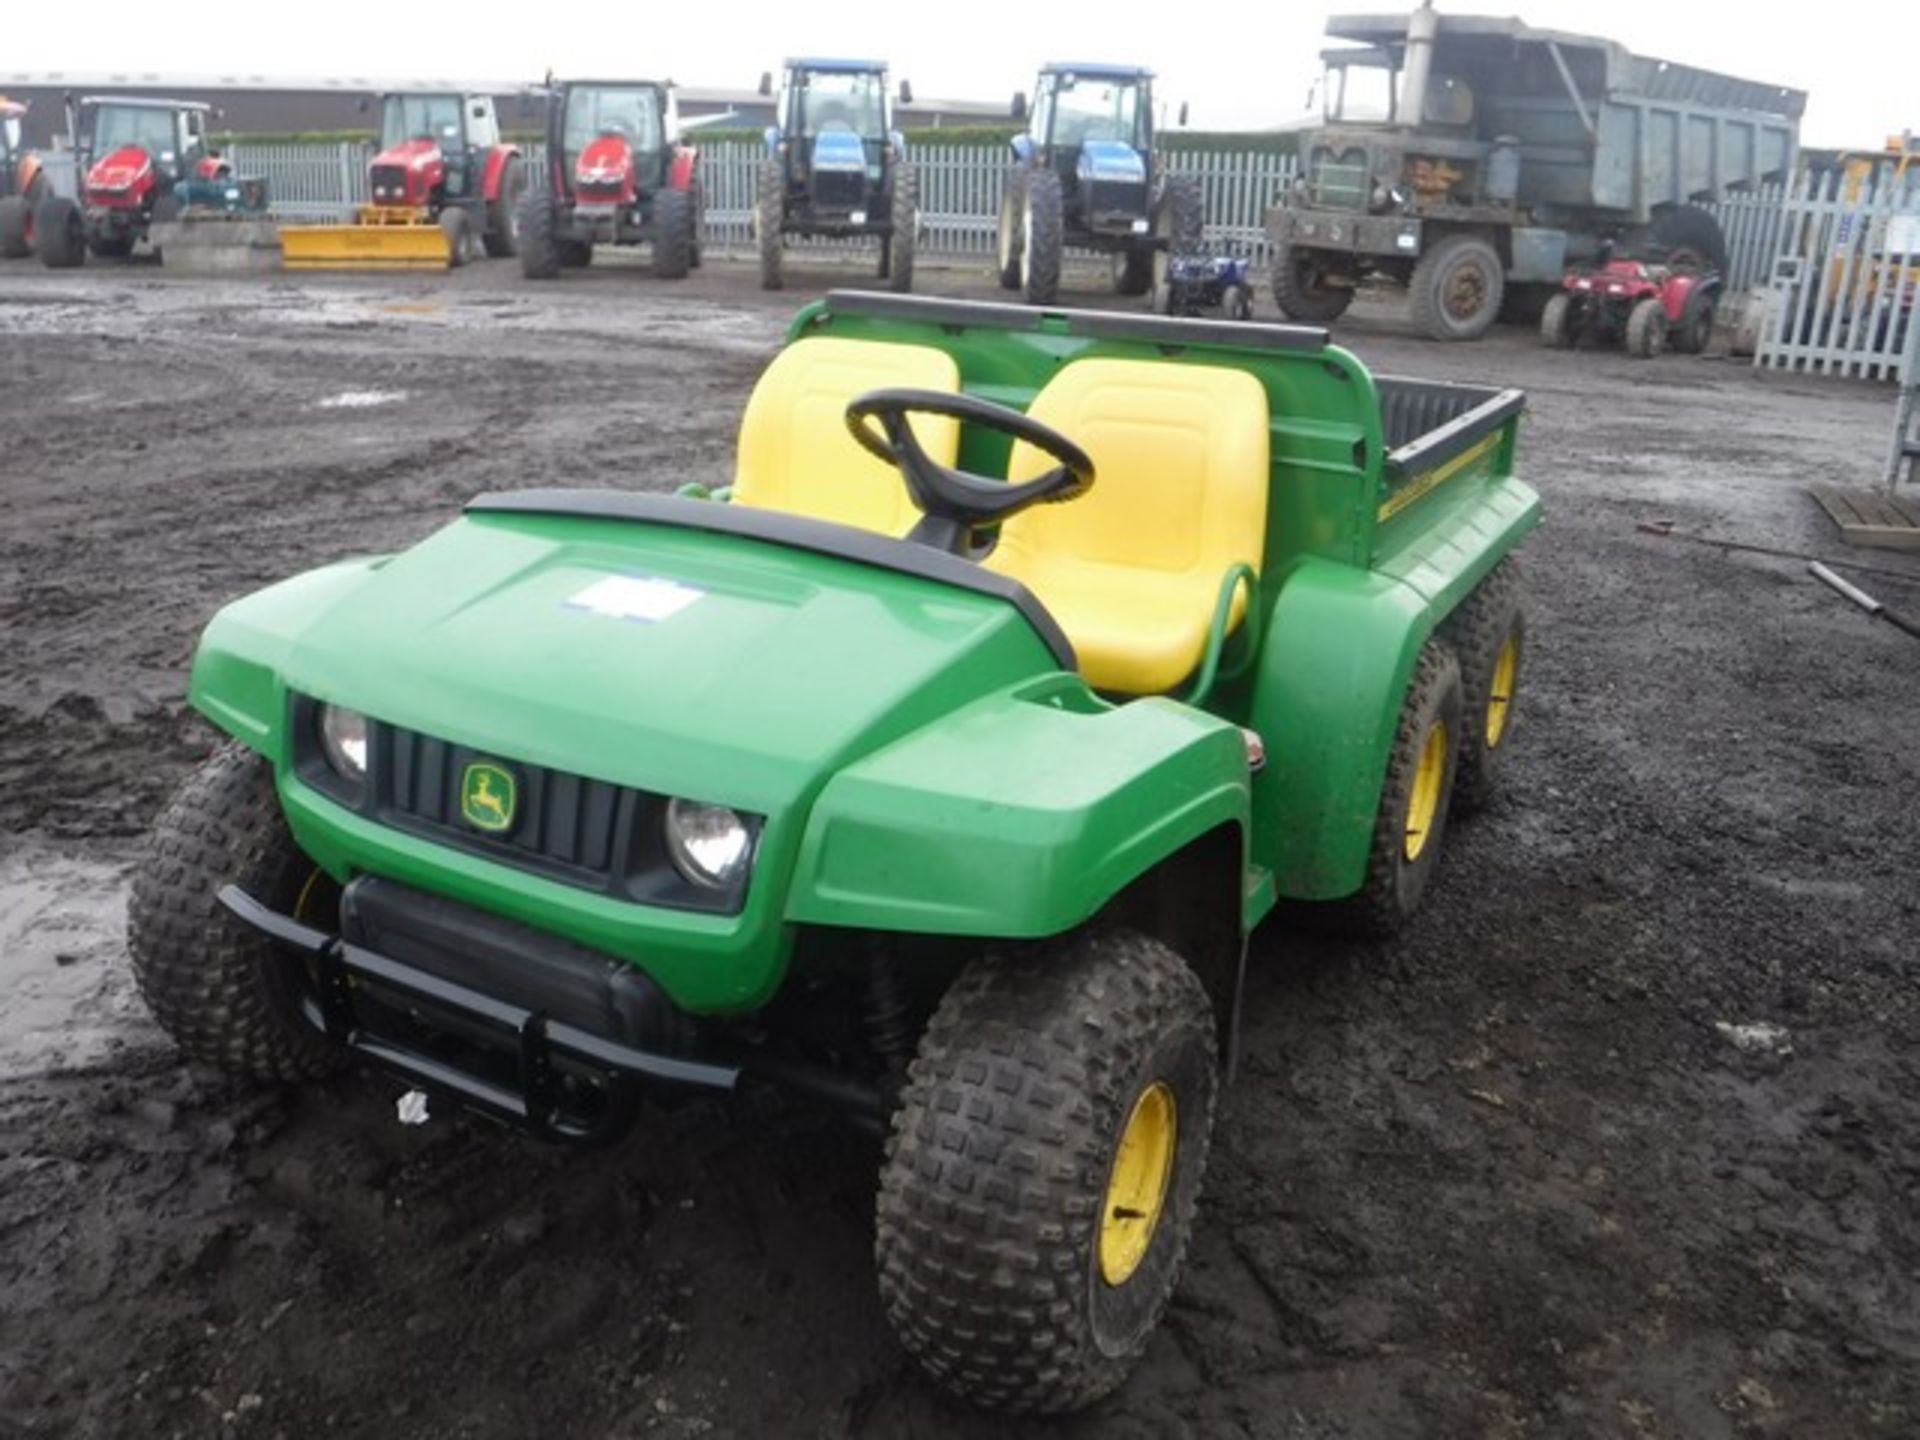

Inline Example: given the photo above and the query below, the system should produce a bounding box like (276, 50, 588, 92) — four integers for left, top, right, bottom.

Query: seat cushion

(988, 359, 1269, 694)
(733, 337, 961, 537)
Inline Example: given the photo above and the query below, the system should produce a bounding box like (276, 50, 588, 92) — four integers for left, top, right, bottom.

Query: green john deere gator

(129, 292, 1538, 1413)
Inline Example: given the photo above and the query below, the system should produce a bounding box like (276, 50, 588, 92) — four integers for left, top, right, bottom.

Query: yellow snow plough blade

(279, 208, 450, 271)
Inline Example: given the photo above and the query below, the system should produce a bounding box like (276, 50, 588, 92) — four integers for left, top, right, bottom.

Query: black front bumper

(220, 881, 740, 1144)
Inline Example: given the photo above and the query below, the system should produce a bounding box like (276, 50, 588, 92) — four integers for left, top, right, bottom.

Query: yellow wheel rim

(1099, 1081, 1177, 1287)
(1404, 720, 1449, 863)
(1486, 635, 1519, 748)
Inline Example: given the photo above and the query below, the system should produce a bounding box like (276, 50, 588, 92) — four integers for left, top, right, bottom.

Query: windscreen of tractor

(91, 105, 178, 159)
(1044, 73, 1146, 150)
(798, 70, 885, 139)
(382, 95, 464, 149)
(1325, 59, 1396, 124)
(564, 86, 664, 166)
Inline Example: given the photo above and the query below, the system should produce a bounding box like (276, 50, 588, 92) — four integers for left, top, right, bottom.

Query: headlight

(664, 799, 753, 889)
(318, 704, 368, 781)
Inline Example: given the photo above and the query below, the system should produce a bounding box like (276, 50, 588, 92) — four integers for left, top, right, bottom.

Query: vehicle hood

(809, 130, 868, 172)
(374, 136, 444, 172)
(87, 144, 153, 196)
(1076, 140, 1145, 184)
(192, 500, 1063, 817)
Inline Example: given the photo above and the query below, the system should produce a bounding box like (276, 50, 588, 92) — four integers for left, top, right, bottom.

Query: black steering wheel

(845, 389, 1095, 556)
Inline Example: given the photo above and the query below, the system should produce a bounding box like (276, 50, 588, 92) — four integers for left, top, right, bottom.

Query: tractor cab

(370, 92, 499, 209)
(764, 59, 901, 210)
(1017, 63, 1159, 199)
(0, 97, 51, 258)
(77, 98, 214, 200)
(553, 81, 676, 207)
(753, 58, 919, 291)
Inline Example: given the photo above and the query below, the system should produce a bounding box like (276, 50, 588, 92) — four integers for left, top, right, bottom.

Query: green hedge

(219, 124, 1294, 154)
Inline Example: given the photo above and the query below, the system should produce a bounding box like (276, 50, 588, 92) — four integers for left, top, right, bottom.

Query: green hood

(195, 497, 1065, 816)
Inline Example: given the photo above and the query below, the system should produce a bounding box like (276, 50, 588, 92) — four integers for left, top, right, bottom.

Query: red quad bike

(1540, 258, 1721, 358)
(518, 78, 701, 280)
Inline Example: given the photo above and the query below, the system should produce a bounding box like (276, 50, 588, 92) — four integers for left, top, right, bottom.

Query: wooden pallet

(1808, 484, 1920, 552)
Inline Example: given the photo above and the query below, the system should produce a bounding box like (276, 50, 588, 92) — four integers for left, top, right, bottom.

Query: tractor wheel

(1409, 233, 1504, 341)
(755, 160, 784, 291)
(1115, 247, 1152, 296)
(483, 155, 526, 258)
(1331, 640, 1464, 936)
(1673, 294, 1716, 355)
(887, 163, 918, 294)
(1146, 174, 1203, 300)
(1497, 282, 1553, 327)
(440, 207, 476, 268)
(1438, 558, 1525, 815)
(559, 237, 593, 268)
(89, 232, 135, 259)
(1222, 282, 1254, 321)
(1539, 292, 1575, 349)
(689, 179, 705, 269)
(518, 188, 561, 279)
(34, 196, 84, 269)
(1626, 297, 1668, 358)
(126, 741, 346, 1084)
(876, 928, 1218, 1414)
(1020, 168, 1064, 306)
(1271, 242, 1354, 322)
(0, 196, 29, 259)
(652, 187, 694, 279)
(994, 169, 1026, 290)
(1649, 204, 1727, 276)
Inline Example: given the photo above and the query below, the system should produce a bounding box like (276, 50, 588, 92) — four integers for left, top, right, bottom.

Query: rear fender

(787, 675, 1250, 940)
(480, 145, 520, 202)
(17, 152, 43, 197)
(669, 147, 697, 191)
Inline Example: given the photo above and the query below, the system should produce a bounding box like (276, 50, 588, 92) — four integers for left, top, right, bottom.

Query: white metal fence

(1751, 168, 1918, 382)
(222, 139, 1304, 257)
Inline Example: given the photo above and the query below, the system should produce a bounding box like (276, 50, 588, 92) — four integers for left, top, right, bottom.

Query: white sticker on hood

(567, 574, 704, 623)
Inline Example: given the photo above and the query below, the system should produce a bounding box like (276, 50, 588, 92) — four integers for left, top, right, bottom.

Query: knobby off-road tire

(127, 741, 345, 1083)
(440, 207, 475, 268)
(1271, 241, 1354, 322)
(888, 163, 918, 294)
(518, 187, 561, 279)
(1021, 167, 1064, 306)
(876, 929, 1218, 1414)
(1673, 295, 1716, 355)
(0, 196, 30, 258)
(651, 186, 694, 279)
(756, 160, 784, 290)
(1333, 641, 1464, 936)
(1626, 297, 1667, 358)
(34, 195, 84, 269)
(994, 169, 1026, 289)
(89, 231, 135, 259)
(1439, 557, 1526, 814)
(1539, 292, 1575, 349)
(1409, 232, 1504, 341)
(483, 155, 525, 258)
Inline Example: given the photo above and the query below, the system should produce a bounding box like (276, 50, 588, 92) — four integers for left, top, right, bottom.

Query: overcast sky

(7, 2, 1912, 148)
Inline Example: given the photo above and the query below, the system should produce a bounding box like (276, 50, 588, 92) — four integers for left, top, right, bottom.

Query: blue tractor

(755, 58, 918, 292)
(995, 63, 1202, 306)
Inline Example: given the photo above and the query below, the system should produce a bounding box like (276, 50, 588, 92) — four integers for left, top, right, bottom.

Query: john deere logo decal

(460, 761, 517, 834)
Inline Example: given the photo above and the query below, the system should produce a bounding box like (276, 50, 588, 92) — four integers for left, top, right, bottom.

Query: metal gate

(1755, 166, 1919, 382)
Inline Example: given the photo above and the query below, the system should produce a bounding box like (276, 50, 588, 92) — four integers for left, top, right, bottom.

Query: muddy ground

(1, 250, 1916, 1440)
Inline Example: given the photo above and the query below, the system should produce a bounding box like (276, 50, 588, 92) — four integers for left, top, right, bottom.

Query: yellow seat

(733, 336, 961, 537)
(987, 359, 1269, 695)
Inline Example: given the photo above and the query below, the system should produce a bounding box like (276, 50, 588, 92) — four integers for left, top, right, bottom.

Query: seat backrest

(733, 336, 961, 537)
(998, 358, 1269, 581)
(986, 358, 1269, 693)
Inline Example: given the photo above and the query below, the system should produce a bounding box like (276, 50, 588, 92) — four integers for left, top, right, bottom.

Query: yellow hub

(1100, 1081, 1177, 1287)
(1486, 636, 1518, 748)
(1404, 720, 1449, 862)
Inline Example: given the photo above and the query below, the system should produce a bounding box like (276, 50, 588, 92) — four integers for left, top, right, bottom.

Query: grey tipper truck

(1266, 5, 1804, 340)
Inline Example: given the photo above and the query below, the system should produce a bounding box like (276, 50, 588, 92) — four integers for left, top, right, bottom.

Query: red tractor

(0, 97, 53, 258)
(518, 78, 700, 280)
(1540, 256, 1721, 358)
(279, 92, 524, 269)
(32, 97, 266, 268)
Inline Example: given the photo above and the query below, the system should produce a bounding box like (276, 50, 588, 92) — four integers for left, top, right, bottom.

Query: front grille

(288, 696, 757, 915)
(1084, 179, 1148, 227)
(370, 163, 408, 203)
(382, 725, 629, 883)
(1309, 147, 1369, 208)
(810, 168, 865, 210)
